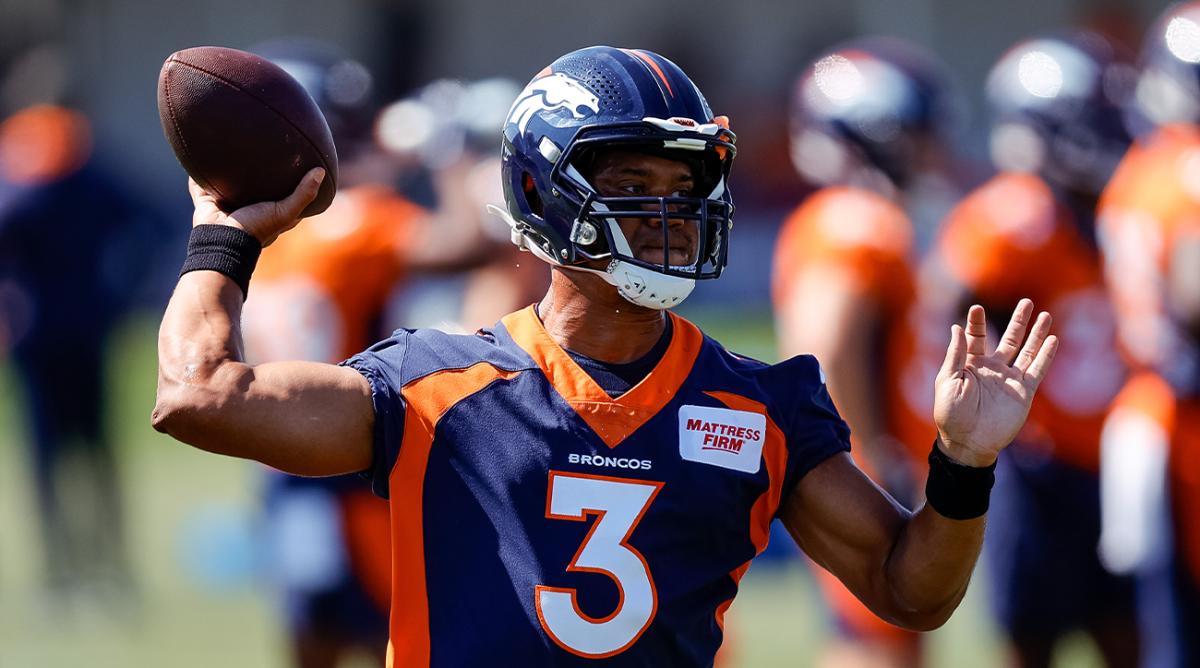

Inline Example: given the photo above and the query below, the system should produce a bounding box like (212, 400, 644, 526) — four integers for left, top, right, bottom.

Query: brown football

(157, 46, 337, 217)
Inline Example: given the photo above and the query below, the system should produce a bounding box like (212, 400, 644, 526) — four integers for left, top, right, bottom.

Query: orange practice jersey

(1098, 124, 1200, 373)
(245, 184, 426, 363)
(1108, 373, 1200, 587)
(243, 183, 426, 612)
(772, 186, 934, 468)
(937, 173, 1124, 472)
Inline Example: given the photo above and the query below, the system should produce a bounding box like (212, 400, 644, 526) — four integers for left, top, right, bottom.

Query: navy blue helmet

(790, 37, 951, 189)
(986, 31, 1136, 195)
(498, 46, 736, 309)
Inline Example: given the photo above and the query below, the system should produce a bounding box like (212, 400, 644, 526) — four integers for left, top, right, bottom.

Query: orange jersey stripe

(703, 390, 788, 631)
(387, 362, 523, 668)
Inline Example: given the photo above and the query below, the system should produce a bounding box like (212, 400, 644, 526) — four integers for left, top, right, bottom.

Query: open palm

(933, 299, 1058, 467)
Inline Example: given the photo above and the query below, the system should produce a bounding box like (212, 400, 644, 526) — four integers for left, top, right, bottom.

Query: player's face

(588, 149, 701, 267)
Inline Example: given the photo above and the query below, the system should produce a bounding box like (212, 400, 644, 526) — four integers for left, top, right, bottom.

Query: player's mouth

(639, 244, 696, 267)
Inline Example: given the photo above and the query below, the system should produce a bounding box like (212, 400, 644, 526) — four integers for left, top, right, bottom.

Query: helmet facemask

(561, 126, 730, 252)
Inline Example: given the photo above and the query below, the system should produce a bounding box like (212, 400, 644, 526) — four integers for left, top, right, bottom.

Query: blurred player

(0, 104, 157, 603)
(154, 45, 1059, 666)
(928, 32, 1137, 667)
(242, 41, 497, 668)
(375, 77, 549, 331)
(774, 38, 960, 668)
(1097, 5, 1200, 664)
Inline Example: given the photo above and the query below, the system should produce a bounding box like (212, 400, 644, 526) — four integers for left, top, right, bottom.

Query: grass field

(0, 310, 1102, 666)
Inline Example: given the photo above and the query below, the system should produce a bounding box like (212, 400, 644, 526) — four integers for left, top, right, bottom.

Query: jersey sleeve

(769, 354, 853, 508)
(340, 329, 412, 499)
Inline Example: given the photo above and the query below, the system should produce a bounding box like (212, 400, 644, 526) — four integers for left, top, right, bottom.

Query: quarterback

(153, 46, 1057, 666)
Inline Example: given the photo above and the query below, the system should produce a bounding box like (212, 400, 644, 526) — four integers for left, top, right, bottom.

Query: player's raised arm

(152, 170, 375, 476)
(782, 300, 1058, 630)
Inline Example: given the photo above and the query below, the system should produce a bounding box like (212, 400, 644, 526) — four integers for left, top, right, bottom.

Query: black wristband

(179, 224, 262, 299)
(925, 439, 996, 520)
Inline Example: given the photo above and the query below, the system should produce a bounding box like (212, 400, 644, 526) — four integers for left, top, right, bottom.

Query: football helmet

(496, 46, 736, 310)
(1129, 2, 1200, 134)
(790, 37, 950, 190)
(986, 31, 1135, 195)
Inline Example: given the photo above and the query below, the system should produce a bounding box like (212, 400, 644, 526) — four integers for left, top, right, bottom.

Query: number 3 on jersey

(535, 471, 664, 658)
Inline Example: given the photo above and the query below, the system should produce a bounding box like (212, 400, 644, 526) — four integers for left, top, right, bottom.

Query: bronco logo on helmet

(507, 73, 601, 134)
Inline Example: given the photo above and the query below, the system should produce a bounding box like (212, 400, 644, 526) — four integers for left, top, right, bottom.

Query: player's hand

(933, 299, 1058, 467)
(189, 167, 324, 247)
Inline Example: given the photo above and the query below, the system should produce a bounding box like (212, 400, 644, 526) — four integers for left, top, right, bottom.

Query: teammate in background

(374, 77, 549, 331)
(153, 45, 1058, 666)
(242, 41, 498, 668)
(928, 32, 1136, 667)
(0, 104, 157, 604)
(774, 38, 961, 668)
(1096, 5, 1200, 664)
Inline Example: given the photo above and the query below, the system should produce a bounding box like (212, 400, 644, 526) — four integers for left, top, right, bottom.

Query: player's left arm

(780, 299, 1058, 630)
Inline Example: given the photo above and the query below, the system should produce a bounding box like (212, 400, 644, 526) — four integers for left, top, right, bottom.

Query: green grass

(0, 312, 1102, 666)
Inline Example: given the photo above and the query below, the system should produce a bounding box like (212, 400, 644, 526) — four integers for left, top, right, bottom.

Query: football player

(927, 32, 1136, 667)
(1097, 4, 1200, 664)
(0, 104, 158, 604)
(773, 38, 959, 668)
(154, 45, 1057, 666)
(243, 41, 500, 668)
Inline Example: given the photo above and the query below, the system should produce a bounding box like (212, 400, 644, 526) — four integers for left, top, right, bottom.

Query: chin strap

(568, 259, 696, 310)
(486, 204, 694, 310)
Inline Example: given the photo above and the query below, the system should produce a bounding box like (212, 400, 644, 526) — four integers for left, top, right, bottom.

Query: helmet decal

(507, 73, 601, 134)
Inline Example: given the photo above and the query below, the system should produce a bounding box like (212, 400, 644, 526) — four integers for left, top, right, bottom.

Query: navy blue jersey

(342, 305, 850, 666)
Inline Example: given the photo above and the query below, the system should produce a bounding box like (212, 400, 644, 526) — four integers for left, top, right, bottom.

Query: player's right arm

(152, 169, 374, 477)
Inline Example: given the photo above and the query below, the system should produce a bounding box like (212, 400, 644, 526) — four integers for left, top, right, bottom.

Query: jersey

(1106, 373, 1200, 589)
(936, 172, 1124, 472)
(341, 305, 851, 667)
(1097, 124, 1200, 377)
(243, 183, 427, 616)
(245, 183, 426, 362)
(772, 186, 933, 469)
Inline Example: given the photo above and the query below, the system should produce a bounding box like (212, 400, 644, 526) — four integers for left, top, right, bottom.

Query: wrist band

(925, 439, 996, 520)
(179, 224, 262, 299)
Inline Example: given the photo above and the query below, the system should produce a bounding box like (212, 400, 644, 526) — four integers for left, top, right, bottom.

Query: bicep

(160, 358, 376, 477)
(779, 452, 909, 610)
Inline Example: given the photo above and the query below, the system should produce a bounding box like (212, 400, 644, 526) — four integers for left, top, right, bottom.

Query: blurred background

(1, 0, 1196, 666)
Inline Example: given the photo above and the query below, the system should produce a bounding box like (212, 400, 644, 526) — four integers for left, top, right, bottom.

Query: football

(157, 46, 337, 217)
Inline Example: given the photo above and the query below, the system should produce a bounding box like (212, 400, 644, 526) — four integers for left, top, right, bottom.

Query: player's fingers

(275, 167, 326, 221)
(188, 177, 216, 204)
(1024, 334, 1059, 387)
(993, 298, 1033, 364)
(965, 304, 988, 357)
(939, 323, 967, 378)
(1015, 311, 1053, 373)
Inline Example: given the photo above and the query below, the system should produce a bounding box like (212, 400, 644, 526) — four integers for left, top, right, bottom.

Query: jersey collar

(501, 304, 704, 448)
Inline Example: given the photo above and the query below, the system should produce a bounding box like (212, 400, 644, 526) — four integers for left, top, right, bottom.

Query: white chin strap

(571, 259, 696, 310)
